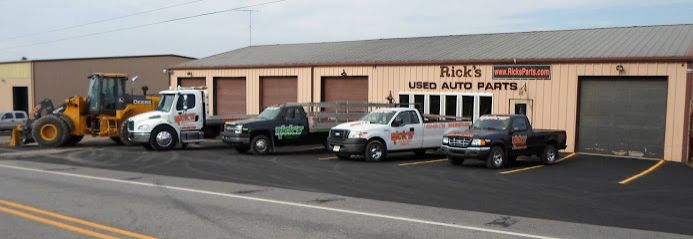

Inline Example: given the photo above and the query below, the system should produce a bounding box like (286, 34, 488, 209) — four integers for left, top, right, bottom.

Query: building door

(577, 77, 667, 158)
(214, 77, 246, 115)
(12, 87, 28, 113)
(177, 77, 206, 88)
(261, 76, 298, 111)
(510, 99, 533, 123)
(321, 76, 368, 102)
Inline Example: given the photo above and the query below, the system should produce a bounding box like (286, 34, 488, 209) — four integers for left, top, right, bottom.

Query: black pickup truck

(441, 115, 567, 168)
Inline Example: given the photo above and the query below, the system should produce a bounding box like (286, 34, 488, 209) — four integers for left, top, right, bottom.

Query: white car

(0, 111, 27, 130)
(327, 108, 470, 161)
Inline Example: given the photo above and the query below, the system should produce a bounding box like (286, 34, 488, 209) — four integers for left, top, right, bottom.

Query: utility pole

(237, 9, 259, 46)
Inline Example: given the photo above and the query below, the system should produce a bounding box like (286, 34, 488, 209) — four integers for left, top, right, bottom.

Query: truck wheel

(541, 144, 558, 165)
(118, 121, 137, 146)
(485, 146, 506, 169)
(235, 145, 250, 154)
(364, 140, 387, 162)
(250, 135, 271, 155)
(448, 156, 464, 165)
(336, 153, 351, 160)
(31, 115, 69, 147)
(149, 126, 178, 151)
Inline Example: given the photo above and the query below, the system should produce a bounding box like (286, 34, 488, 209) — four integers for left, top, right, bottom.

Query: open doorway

(12, 86, 28, 113)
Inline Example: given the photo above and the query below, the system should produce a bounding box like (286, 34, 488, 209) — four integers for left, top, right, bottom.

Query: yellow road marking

(0, 199, 157, 239)
(556, 152, 576, 163)
(319, 156, 338, 160)
(398, 159, 447, 166)
(499, 165, 544, 174)
(499, 153, 577, 174)
(0, 205, 119, 239)
(618, 160, 665, 185)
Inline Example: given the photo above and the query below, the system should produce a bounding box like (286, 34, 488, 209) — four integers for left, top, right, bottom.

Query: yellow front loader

(10, 73, 160, 147)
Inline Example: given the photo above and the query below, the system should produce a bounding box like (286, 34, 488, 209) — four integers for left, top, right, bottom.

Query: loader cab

(87, 73, 127, 116)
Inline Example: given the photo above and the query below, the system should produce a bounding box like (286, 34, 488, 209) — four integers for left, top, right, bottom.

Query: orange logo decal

(391, 131, 415, 145)
(512, 135, 528, 150)
(175, 113, 197, 124)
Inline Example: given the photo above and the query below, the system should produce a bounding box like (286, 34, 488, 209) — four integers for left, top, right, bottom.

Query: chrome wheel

(369, 144, 383, 160)
(493, 151, 503, 166)
(254, 138, 268, 152)
(546, 150, 556, 163)
(155, 131, 173, 147)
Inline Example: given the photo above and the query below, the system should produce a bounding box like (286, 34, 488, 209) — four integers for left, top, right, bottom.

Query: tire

(364, 139, 387, 162)
(414, 149, 427, 157)
(485, 146, 506, 169)
(31, 115, 70, 147)
(235, 145, 250, 154)
(448, 156, 464, 165)
(541, 144, 559, 165)
(250, 135, 272, 155)
(63, 135, 84, 146)
(118, 121, 137, 146)
(336, 153, 351, 160)
(149, 126, 178, 151)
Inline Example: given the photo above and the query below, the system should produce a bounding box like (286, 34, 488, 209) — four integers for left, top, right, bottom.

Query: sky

(0, 0, 691, 61)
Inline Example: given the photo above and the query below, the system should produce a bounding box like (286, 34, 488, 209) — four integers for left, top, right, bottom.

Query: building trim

(685, 61, 693, 164)
(0, 54, 194, 64)
(170, 56, 693, 70)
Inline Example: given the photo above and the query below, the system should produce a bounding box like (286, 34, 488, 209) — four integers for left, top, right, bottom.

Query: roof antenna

(238, 9, 259, 46)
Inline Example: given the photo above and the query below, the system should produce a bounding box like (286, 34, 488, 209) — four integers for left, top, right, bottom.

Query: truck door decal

(512, 135, 528, 150)
(391, 131, 414, 145)
(175, 113, 197, 124)
(275, 125, 304, 140)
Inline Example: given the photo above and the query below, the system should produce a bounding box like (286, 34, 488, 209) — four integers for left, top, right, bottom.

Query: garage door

(322, 76, 368, 102)
(178, 77, 206, 87)
(214, 77, 246, 116)
(577, 77, 667, 158)
(261, 76, 297, 110)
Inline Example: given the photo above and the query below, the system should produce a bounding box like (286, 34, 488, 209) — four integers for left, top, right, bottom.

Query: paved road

(0, 138, 691, 238)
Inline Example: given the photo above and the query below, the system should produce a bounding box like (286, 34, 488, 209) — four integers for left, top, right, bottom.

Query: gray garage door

(577, 77, 667, 158)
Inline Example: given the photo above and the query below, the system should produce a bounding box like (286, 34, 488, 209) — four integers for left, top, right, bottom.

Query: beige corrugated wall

(0, 62, 33, 112)
(172, 62, 689, 162)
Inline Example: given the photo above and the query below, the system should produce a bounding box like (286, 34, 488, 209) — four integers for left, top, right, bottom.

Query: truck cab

(128, 88, 223, 150)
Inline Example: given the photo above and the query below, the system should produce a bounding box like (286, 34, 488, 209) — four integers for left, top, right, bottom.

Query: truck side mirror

(182, 94, 189, 111)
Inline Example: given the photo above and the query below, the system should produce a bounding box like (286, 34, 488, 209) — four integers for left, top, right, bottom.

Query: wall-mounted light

(616, 65, 625, 73)
(386, 91, 394, 104)
(341, 69, 348, 77)
(186, 72, 193, 77)
(1, 79, 5, 83)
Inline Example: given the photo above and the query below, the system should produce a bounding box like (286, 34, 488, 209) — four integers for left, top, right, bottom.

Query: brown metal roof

(174, 24, 693, 69)
(0, 54, 194, 64)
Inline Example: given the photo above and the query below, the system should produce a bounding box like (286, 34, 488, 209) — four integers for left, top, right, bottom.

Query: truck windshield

(259, 107, 281, 119)
(361, 111, 397, 124)
(472, 116, 510, 131)
(156, 94, 176, 111)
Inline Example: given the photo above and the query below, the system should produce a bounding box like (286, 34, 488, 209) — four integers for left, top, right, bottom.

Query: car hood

(446, 129, 504, 138)
(129, 111, 166, 122)
(333, 121, 388, 132)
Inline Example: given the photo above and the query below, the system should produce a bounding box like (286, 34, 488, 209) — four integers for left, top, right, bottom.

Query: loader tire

(118, 121, 137, 146)
(32, 115, 70, 147)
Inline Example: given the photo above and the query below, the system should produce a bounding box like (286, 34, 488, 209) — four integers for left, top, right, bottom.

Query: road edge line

(0, 163, 558, 239)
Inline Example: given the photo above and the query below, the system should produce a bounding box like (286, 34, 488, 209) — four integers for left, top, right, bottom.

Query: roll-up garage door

(177, 77, 206, 87)
(577, 77, 667, 158)
(261, 76, 298, 110)
(214, 77, 246, 116)
(322, 76, 368, 102)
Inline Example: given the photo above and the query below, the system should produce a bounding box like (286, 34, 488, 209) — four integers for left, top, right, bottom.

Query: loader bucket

(8, 125, 24, 147)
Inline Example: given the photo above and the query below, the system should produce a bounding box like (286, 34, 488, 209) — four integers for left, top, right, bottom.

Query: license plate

(332, 145, 341, 152)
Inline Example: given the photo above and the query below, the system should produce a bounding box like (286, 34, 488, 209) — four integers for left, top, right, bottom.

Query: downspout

(310, 66, 314, 103)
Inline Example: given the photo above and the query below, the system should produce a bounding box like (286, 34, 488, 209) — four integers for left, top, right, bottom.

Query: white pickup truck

(326, 107, 470, 161)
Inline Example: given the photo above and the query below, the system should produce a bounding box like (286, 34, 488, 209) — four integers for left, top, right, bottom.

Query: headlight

(471, 139, 488, 146)
(348, 131, 367, 139)
(442, 136, 449, 144)
(137, 124, 150, 131)
(234, 125, 243, 134)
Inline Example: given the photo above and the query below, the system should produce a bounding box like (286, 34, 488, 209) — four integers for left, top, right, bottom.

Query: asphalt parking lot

(0, 137, 692, 238)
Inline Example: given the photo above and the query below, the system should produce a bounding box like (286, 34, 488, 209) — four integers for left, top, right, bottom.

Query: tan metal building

(0, 54, 193, 113)
(169, 24, 693, 163)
